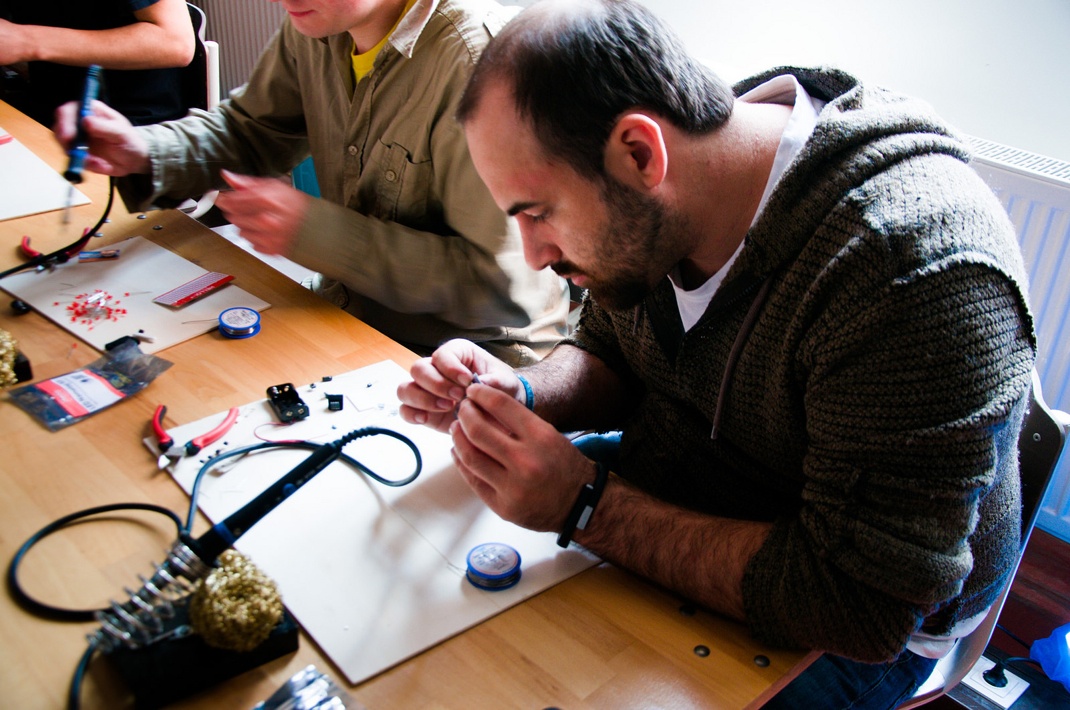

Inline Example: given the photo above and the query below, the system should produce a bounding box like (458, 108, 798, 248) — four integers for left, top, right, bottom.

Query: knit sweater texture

(567, 66, 1036, 662)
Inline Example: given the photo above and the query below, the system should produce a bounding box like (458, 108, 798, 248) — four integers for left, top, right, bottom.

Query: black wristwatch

(557, 461, 610, 548)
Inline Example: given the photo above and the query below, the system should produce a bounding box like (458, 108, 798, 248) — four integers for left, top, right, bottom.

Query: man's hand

(53, 99, 151, 176)
(397, 339, 528, 433)
(452, 380, 597, 532)
(216, 170, 313, 256)
(398, 338, 590, 532)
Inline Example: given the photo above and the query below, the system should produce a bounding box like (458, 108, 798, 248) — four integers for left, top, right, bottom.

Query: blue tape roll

(465, 542, 522, 591)
(218, 307, 261, 339)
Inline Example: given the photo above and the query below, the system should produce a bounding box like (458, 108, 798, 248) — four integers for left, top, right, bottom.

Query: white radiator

(970, 137, 1070, 542)
(189, 1, 286, 95)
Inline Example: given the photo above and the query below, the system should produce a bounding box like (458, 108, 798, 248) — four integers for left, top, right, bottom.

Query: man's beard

(575, 175, 682, 312)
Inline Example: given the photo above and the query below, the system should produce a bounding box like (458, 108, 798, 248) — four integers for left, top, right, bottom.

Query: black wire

(995, 622, 1032, 651)
(67, 644, 96, 710)
(9, 425, 421, 710)
(184, 427, 422, 535)
(996, 655, 1042, 668)
(6, 502, 183, 622)
(9, 426, 421, 621)
(0, 176, 116, 280)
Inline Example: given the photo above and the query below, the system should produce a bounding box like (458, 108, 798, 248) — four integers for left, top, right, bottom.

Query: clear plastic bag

(253, 665, 353, 709)
(7, 338, 172, 431)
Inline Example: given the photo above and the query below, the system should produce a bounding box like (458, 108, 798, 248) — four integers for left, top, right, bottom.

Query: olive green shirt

(123, 0, 569, 365)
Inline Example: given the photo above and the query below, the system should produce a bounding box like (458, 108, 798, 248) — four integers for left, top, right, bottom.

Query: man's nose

(520, 227, 562, 272)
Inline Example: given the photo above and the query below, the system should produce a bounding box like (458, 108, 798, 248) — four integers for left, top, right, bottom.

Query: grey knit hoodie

(567, 67, 1036, 662)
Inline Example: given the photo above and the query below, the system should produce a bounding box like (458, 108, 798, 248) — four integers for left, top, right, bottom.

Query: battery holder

(267, 383, 310, 423)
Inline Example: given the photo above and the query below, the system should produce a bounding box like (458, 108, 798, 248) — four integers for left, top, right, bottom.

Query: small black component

(105, 335, 139, 351)
(325, 393, 344, 411)
(267, 383, 309, 423)
(11, 299, 31, 315)
(14, 351, 32, 383)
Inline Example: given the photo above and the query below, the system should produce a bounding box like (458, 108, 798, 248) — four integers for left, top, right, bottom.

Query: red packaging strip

(153, 272, 234, 307)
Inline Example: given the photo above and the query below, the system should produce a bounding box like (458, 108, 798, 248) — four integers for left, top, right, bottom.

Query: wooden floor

(993, 528, 1070, 657)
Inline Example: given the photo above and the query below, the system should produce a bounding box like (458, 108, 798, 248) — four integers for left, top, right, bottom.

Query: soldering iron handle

(192, 439, 344, 562)
(63, 65, 103, 184)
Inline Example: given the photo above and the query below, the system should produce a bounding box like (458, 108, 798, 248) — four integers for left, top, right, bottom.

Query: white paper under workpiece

(1, 236, 270, 353)
(0, 129, 91, 221)
(152, 360, 600, 684)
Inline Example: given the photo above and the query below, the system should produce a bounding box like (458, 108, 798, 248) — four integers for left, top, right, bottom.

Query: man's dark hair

(457, 0, 734, 179)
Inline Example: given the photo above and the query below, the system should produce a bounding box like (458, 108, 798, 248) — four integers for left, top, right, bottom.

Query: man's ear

(605, 113, 668, 191)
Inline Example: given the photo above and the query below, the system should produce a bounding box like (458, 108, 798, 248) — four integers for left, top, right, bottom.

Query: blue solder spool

(465, 542, 522, 591)
(218, 306, 261, 339)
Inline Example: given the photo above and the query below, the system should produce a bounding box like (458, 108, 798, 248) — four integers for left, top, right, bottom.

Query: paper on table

(153, 360, 600, 684)
(0, 235, 270, 353)
(0, 129, 91, 221)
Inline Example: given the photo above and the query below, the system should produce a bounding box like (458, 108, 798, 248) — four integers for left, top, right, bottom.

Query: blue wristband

(516, 373, 534, 410)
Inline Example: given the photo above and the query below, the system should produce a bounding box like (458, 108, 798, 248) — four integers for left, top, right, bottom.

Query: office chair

(178, 2, 221, 220)
(896, 369, 1070, 708)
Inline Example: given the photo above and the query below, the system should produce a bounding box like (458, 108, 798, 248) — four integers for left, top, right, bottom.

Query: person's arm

(513, 339, 635, 433)
(448, 260, 1034, 662)
(574, 480, 771, 622)
(426, 318, 767, 623)
(284, 84, 559, 330)
(0, 0, 195, 69)
(447, 362, 770, 623)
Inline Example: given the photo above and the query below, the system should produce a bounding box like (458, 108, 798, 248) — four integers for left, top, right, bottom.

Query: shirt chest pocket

(371, 140, 433, 224)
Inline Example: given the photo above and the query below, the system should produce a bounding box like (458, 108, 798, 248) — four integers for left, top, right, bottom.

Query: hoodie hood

(730, 66, 972, 280)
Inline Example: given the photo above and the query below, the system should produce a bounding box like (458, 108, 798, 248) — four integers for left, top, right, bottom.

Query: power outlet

(961, 655, 1030, 709)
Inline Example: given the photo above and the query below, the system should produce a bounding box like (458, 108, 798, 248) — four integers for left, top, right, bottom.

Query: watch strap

(557, 461, 609, 548)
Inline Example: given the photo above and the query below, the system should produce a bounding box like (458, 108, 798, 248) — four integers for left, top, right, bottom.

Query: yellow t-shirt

(351, 0, 419, 82)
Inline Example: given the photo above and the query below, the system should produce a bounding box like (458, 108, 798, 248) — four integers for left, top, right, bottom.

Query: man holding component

(51, 0, 570, 366)
(397, 0, 1036, 707)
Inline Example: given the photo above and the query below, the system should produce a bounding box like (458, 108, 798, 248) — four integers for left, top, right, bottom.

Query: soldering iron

(63, 64, 103, 223)
(8, 426, 422, 709)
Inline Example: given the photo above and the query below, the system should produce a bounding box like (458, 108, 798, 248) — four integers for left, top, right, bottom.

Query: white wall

(639, 0, 1070, 162)
(198, 0, 1070, 162)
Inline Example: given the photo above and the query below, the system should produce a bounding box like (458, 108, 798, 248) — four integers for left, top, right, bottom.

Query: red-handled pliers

(20, 236, 42, 259)
(153, 404, 240, 468)
(20, 229, 93, 262)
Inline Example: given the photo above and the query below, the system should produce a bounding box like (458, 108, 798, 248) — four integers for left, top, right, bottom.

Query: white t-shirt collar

(672, 74, 825, 331)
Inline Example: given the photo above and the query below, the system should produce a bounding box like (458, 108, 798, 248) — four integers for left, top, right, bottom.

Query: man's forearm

(518, 343, 632, 432)
(16, 0, 194, 70)
(517, 344, 771, 618)
(574, 475, 772, 621)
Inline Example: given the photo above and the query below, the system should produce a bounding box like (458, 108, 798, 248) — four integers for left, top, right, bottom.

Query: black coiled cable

(6, 427, 421, 709)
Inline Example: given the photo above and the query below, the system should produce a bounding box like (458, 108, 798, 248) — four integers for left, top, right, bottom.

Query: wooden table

(0, 101, 817, 709)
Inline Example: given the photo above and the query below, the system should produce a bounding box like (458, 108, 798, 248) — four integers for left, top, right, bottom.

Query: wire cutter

(153, 404, 240, 469)
(20, 229, 94, 263)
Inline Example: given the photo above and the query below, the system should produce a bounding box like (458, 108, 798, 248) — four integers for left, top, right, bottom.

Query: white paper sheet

(152, 360, 599, 684)
(0, 131, 91, 221)
(0, 236, 270, 353)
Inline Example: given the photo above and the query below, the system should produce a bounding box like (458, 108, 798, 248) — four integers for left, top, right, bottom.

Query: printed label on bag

(35, 370, 126, 417)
